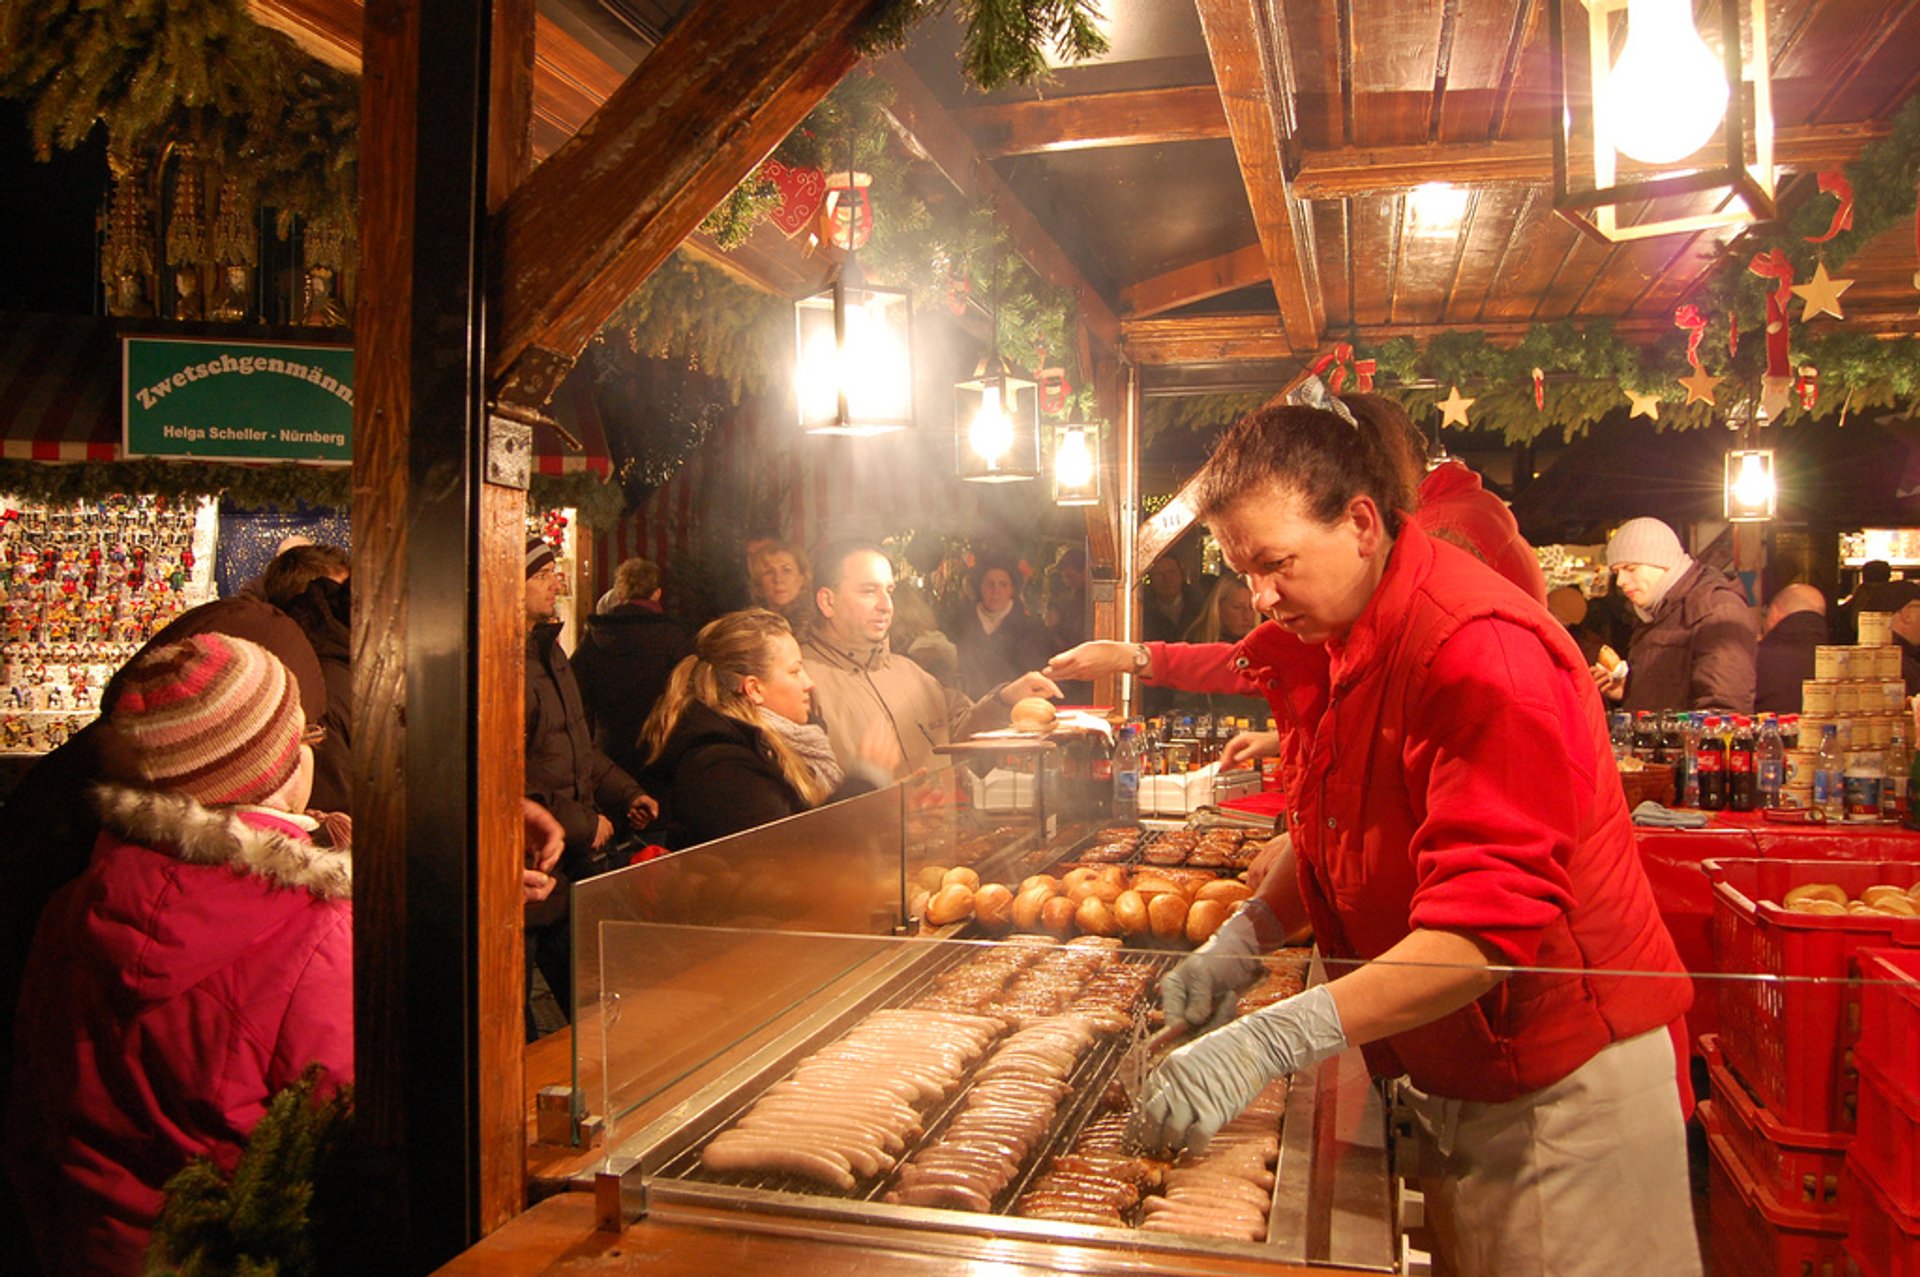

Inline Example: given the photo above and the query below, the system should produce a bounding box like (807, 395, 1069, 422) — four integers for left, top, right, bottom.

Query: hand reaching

(1043, 641, 1134, 682)
(1220, 730, 1279, 772)
(999, 671, 1064, 704)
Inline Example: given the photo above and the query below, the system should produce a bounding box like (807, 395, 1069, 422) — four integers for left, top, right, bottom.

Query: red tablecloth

(1636, 812, 1920, 1050)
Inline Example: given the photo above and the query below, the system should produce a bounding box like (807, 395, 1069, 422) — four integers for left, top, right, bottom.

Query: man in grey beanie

(1599, 517, 1756, 713)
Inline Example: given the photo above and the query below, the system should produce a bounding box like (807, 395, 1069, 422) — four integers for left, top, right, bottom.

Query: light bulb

(1601, 0, 1729, 165)
(1055, 427, 1095, 490)
(969, 384, 1013, 462)
(1731, 453, 1772, 509)
(798, 322, 845, 424)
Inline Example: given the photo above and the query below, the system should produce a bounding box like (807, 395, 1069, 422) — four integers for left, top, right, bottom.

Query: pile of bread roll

(1777, 881, 1920, 917)
(914, 862, 1252, 946)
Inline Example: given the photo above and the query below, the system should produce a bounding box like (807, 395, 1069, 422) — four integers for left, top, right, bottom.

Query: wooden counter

(435, 1190, 1346, 1276)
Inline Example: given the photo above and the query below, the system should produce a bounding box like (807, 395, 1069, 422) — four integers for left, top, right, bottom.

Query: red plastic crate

(1846, 1151, 1920, 1277)
(1855, 948, 1920, 1095)
(1852, 1055, 1920, 1221)
(1707, 1124, 1848, 1277)
(1703, 1034, 1851, 1220)
(1705, 858, 1920, 1133)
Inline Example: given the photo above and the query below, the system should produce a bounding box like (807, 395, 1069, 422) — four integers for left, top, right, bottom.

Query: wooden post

(354, 0, 501, 1263)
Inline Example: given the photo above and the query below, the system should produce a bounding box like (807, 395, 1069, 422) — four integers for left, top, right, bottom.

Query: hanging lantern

(1051, 422, 1101, 506)
(1548, 0, 1775, 243)
(819, 170, 874, 251)
(1724, 448, 1776, 522)
(955, 357, 1039, 483)
(793, 263, 915, 436)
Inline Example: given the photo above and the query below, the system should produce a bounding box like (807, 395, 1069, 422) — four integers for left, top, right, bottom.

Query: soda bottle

(1780, 714, 1800, 750)
(1696, 715, 1727, 811)
(1813, 725, 1845, 821)
(1631, 711, 1657, 762)
(1112, 725, 1141, 820)
(1656, 712, 1681, 766)
(1756, 715, 1785, 809)
(1882, 722, 1908, 822)
(1678, 712, 1701, 807)
(1609, 711, 1633, 761)
(1727, 715, 1757, 812)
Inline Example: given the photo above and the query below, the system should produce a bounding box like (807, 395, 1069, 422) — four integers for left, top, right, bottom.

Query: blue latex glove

(1130, 983, 1348, 1156)
(1161, 898, 1277, 1030)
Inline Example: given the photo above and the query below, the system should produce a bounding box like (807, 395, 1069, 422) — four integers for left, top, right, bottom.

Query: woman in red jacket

(5, 633, 349, 1275)
(1129, 400, 1700, 1277)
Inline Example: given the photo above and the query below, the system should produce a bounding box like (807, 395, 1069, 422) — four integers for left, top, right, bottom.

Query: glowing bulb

(1055, 427, 1095, 490)
(1601, 0, 1729, 165)
(969, 384, 1013, 462)
(1731, 452, 1772, 509)
(798, 322, 844, 424)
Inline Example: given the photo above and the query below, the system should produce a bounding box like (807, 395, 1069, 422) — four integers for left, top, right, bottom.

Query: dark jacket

(1755, 609, 1828, 714)
(637, 701, 873, 849)
(571, 603, 693, 778)
(953, 604, 1051, 699)
(1623, 560, 1757, 713)
(525, 623, 644, 875)
(1900, 634, 1920, 698)
(277, 576, 353, 814)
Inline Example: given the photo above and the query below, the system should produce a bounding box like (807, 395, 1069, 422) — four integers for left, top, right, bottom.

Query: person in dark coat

(952, 556, 1051, 699)
(1600, 518, 1756, 713)
(1755, 584, 1829, 714)
(572, 557, 693, 778)
(637, 608, 893, 850)
(262, 543, 353, 814)
(1885, 580, 1920, 696)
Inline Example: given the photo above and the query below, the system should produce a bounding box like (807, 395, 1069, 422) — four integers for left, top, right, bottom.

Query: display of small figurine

(73, 683, 91, 711)
(8, 685, 29, 710)
(2, 718, 24, 751)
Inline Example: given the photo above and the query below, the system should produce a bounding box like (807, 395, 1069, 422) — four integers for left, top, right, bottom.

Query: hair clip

(1286, 374, 1358, 428)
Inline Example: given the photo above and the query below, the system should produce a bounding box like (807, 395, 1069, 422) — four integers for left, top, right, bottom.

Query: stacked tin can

(1790, 619, 1909, 813)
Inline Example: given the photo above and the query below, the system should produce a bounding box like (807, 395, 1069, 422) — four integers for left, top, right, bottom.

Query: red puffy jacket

(5, 786, 353, 1275)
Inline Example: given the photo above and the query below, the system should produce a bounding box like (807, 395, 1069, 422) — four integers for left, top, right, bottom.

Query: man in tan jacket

(801, 539, 1060, 777)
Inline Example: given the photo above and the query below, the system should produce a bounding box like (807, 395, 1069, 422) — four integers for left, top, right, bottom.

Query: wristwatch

(1131, 643, 1152, 674)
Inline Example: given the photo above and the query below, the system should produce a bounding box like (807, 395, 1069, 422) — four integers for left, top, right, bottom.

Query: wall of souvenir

(0, 494, 220, 754)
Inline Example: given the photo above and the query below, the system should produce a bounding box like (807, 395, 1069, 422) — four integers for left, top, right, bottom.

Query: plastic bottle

(1882, 721, 1909, 823)
(1727, 715, 1757, 812)
(1813, 724, 1845, 820)
(1906, 730, 1920, 832)
(1678, 713, 1701, 807)
(1631, 711, 1658, 762)
(1780, 714, 1800, 750)
(1609, 711, 1633, 761)
(1696, 715, 1727, 811)
(1113, 724, 1141, 820)
(1844, 745, 1884, 823)
(1655, 712, 1681, 766)
(1756, 715, 1785, 810)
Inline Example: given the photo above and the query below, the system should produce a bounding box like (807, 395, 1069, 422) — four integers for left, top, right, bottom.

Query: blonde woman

(747, 539, 814, 629)
(638, 609, 895, 848)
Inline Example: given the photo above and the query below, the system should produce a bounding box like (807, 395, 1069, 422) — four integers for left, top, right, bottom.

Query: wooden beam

(874, 54, 1122, 351)
(1122, 243, 1268, 318)
(489, 0, 870, 399)
(1192, 0, 1323, 351)
(1123, 308, 1920, 364)
(957, 85, 1229, 157)
(1293, 121, 1893, 198)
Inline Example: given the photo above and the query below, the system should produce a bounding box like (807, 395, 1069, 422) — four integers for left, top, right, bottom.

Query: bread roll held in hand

(1010, 696, 1058, 733)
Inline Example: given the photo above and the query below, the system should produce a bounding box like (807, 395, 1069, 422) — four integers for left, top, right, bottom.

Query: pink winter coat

(5, 785, 353, 1275)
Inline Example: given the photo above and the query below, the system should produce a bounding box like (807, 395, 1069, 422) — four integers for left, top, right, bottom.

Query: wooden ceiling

(252, 0, 1920, 390)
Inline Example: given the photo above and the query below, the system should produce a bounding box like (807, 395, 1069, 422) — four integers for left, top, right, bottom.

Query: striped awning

(0, 313, 124, 462)
(539, 372, 615, 479)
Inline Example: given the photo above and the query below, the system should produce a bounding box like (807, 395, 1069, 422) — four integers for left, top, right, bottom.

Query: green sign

(123, 337, 353, 463)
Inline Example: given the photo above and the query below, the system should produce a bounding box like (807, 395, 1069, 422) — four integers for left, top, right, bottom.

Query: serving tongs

(1117, 1017, 1189, 1104)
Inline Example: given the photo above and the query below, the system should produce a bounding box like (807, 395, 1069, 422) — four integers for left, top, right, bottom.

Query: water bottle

(1756, 715, 1785, 809)
(1728, 715, 1757, 812)
(1844, 747, 1884, 822)
(1813, 724, 1845, 820)
(1882, 722, 1909, 822)
(1609, 711, 1633, 761)
(1679, 712, 1701, 807)
(1113, 724, 1141, 821)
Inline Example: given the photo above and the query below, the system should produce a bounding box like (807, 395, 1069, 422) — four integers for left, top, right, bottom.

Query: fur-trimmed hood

(80, 784, 351, 1009)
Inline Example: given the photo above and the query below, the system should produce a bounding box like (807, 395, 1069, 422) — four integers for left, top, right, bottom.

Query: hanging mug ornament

(1037, 367, 1071, 415)
(819, 171, 874, 252)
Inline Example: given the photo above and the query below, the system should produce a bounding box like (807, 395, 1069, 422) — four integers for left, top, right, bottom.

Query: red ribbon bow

(1803, 172, 1854, 244)
(1747, 249, 1795, 379)
(1673, 305, 1708, 373)
(1309, 342, 1376, 394)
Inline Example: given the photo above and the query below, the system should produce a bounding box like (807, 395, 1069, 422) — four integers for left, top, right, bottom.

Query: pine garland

(146, 1066, 354, 1277)
(859, 0, 1108, 90)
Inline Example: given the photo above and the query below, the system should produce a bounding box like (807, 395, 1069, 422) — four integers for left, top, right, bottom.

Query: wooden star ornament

(1678, 367, 1721, 406)
(1436, 385, 1475, 428)
(1625, 388, 1661, 421)
(1791, 261, 1853, 321)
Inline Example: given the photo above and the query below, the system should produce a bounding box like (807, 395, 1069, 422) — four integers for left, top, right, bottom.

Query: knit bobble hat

(526, 536, 557, 579)
(1605, 517, 1685, 570)
(106, 633, 305, 807)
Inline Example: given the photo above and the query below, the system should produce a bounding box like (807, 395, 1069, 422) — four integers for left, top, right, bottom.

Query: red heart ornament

(764, 161, 826, 238)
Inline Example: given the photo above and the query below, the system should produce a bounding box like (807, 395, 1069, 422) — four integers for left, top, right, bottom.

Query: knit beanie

(526, 536, 557, 579)
(1605, 517, 1685, 569)
(105, 633, 304, 807)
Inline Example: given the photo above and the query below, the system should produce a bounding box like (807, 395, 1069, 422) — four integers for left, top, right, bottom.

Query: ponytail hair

(1194, 393, 1423, 534)
(640, 608, 828, 805)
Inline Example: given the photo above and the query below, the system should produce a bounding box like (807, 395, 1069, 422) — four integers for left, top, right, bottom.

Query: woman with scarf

(952, 556, 1050, 699)
(637, 609, 896, 849)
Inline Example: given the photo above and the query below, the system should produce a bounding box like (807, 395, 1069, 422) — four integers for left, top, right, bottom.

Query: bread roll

(1788, 899, 1847, 916)
(1149, 892, 1189, 940)
(1186, 898, 1231, 944)
(926, 883, 975, 925)
(1196, 880, 1253, 905)
(916, 864, 949, 892)
(1061, 867, 1101, 894)
(1010, 697, 1058, 733)
(1596, 644, 1623, 672)
(1869, 894, 1919, 917)
(973, 882, 1015, 931)
(1075, 895, 1120, 937)
(942, 866, 981, 892)
(1783, 883, 1847, 909)
(1020, 874, 1061, 895)
(1861, 885, 1908, 908)
(1041, 895, 1079, 940)
(1132, 875, 1187, 899)
(1013, 885, 1055, 931)
(1114, 889, 1150, 935)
